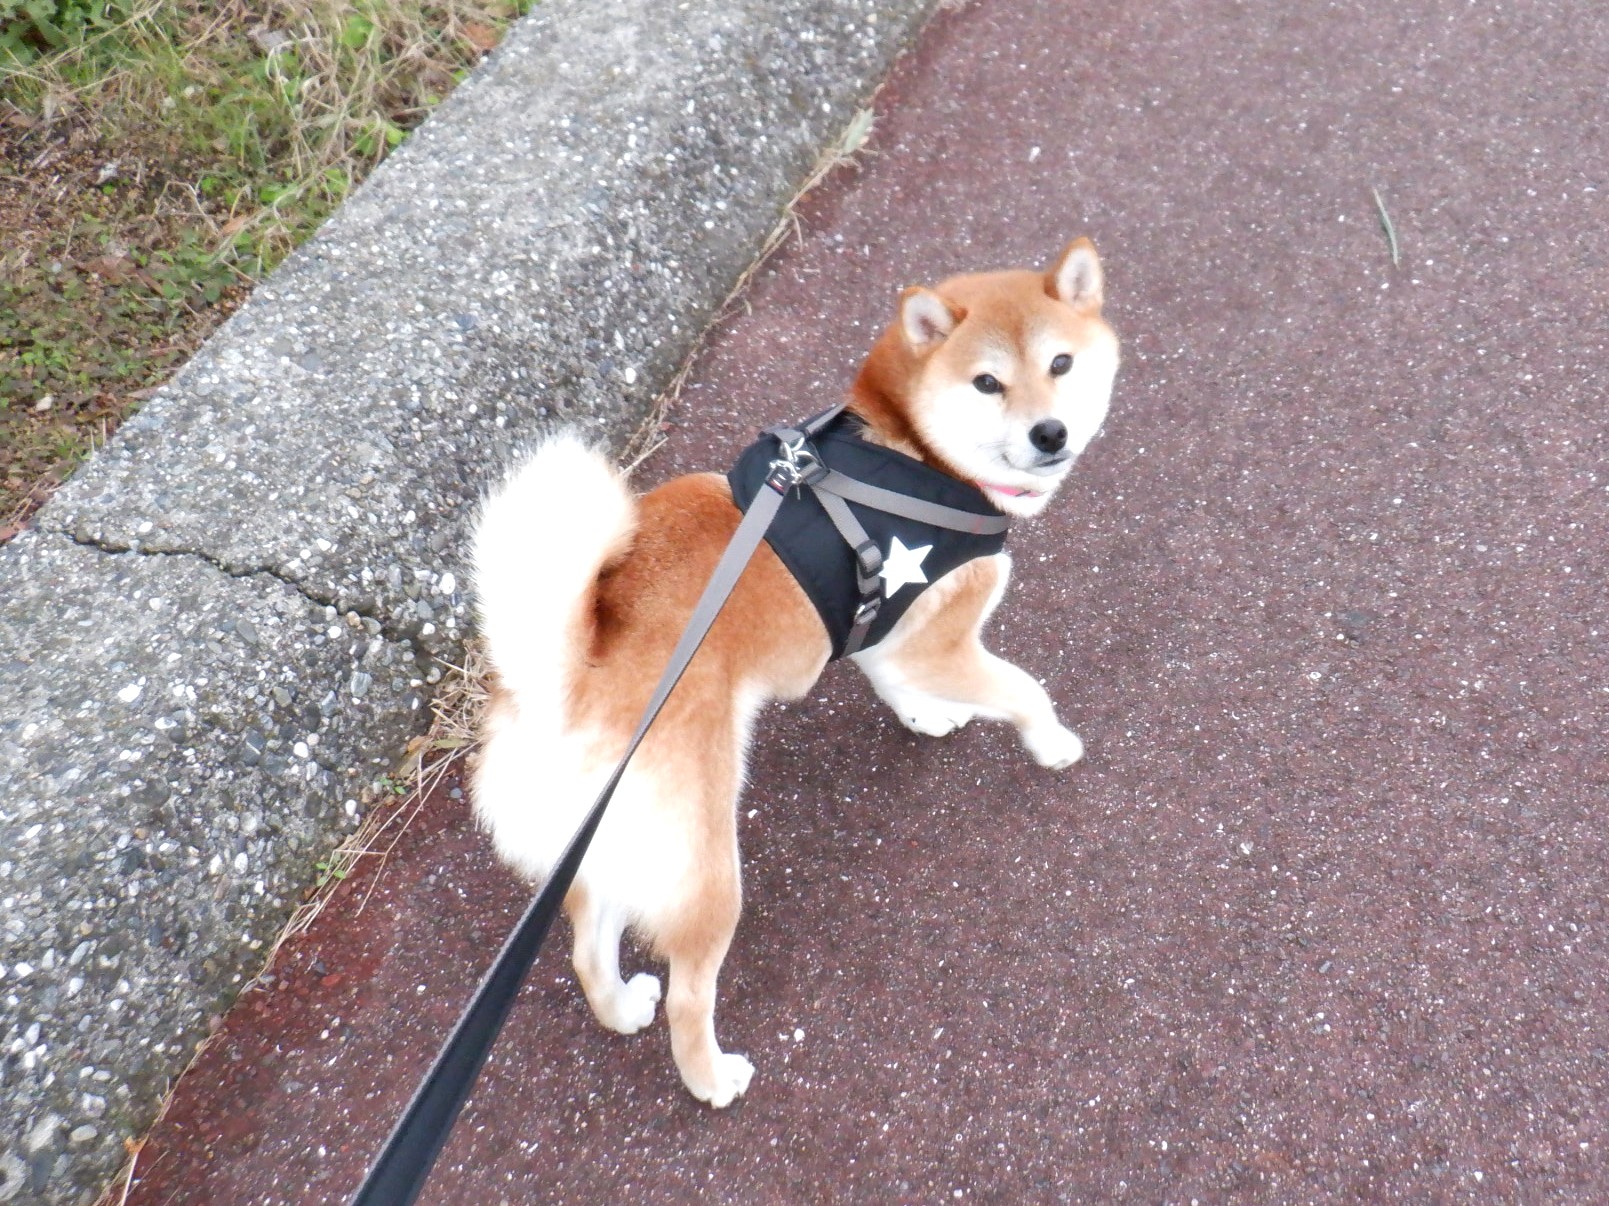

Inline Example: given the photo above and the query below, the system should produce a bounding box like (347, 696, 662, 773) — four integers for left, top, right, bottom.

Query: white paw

(603, 972, 661, 1035)
(897, 698, 976, 738)
(691, 1052, 755, 1109)
(1024, 723, 1084, 770)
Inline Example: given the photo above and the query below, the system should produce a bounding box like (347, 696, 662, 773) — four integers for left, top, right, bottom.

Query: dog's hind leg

(566, 883, 661, 1035)
(645, 712, 755, 1108)
(661, 877, 753, 1108)
(855, 554, 1084, 769)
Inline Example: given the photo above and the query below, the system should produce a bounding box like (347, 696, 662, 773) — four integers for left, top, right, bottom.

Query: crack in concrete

(55, 527, 419, 650)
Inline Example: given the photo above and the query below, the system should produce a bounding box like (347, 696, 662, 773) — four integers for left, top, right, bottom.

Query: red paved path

(128, 0, 1608, 1201)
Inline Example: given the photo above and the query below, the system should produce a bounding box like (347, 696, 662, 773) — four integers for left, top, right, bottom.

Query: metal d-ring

(765, 431, 822, 492)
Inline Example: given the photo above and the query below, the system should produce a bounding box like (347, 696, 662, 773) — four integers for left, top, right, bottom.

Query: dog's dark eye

(972, 373, 1004, 395)
(1050, 353, 1073, 376)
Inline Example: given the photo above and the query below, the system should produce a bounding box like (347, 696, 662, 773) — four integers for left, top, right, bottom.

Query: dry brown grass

(2, 1, 534, 533)
(5, 0, 533, 266)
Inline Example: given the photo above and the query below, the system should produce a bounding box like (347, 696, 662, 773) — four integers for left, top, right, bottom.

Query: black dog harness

(728, 406, 1011, 658)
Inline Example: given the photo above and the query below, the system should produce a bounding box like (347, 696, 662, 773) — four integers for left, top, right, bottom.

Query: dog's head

(887, 239, 1119, 518)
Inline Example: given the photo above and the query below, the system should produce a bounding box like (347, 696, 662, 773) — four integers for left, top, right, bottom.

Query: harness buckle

(852, 538, 883, 576)
(852, 596, 881, 626)
(764, 431, 826, 493)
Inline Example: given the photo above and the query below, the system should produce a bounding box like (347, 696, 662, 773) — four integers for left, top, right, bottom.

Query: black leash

(348, 414, 838, 1206)
(349, 405, 1009, 1204)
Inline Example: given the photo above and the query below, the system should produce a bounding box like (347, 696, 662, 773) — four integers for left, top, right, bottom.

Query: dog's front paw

(1024, 723, 1084, 770)
(898, 698, 976, 738)
(690, 1052, 755, 1109)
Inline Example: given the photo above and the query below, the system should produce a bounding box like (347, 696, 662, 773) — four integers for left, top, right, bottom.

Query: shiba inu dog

(468, 239, 1119, 1107)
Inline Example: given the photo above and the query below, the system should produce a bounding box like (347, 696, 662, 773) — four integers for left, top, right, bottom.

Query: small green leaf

(339, 14, 374, 49)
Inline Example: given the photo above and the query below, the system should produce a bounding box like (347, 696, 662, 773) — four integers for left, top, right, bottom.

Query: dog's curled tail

(470, 432, 635, 720)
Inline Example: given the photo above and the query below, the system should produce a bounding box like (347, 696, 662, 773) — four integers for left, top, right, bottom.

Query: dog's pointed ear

(900, 287, 964, 352)
(1045, 237, 1103, 311)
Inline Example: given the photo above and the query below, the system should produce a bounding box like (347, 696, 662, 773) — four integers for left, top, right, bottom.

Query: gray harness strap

(811, 486, 885, 655)
(815, 468, 1011, 537)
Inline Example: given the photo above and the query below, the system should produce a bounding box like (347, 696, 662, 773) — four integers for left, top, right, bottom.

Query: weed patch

(1, 0, 534, 536)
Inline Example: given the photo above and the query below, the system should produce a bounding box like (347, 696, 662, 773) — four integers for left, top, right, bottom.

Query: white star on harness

(879, 535, 932, 597)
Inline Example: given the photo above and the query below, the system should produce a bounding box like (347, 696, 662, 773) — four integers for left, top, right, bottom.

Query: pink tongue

(987, 483, 1034, 497)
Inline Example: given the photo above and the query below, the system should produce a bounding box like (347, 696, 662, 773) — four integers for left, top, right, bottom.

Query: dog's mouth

(980, 480, 1046, 498)
(978, 452, 1072, 497)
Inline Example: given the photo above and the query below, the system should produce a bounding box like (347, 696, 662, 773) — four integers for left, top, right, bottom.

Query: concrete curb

(0, 1, 937, 1200)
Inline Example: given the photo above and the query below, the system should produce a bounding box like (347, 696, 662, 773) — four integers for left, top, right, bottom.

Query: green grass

(0, 0, 535, 533)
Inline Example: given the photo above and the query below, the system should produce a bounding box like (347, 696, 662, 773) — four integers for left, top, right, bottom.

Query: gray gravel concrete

(0, 531, 421, 1202)
(0, 0, 938, 1200)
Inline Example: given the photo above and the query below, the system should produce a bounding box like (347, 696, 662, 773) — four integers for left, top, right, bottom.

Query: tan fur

(471, 240, 1118, 1106)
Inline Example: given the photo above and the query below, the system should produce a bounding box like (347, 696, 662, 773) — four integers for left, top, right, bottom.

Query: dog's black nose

(1029, 419, 1068, 454)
